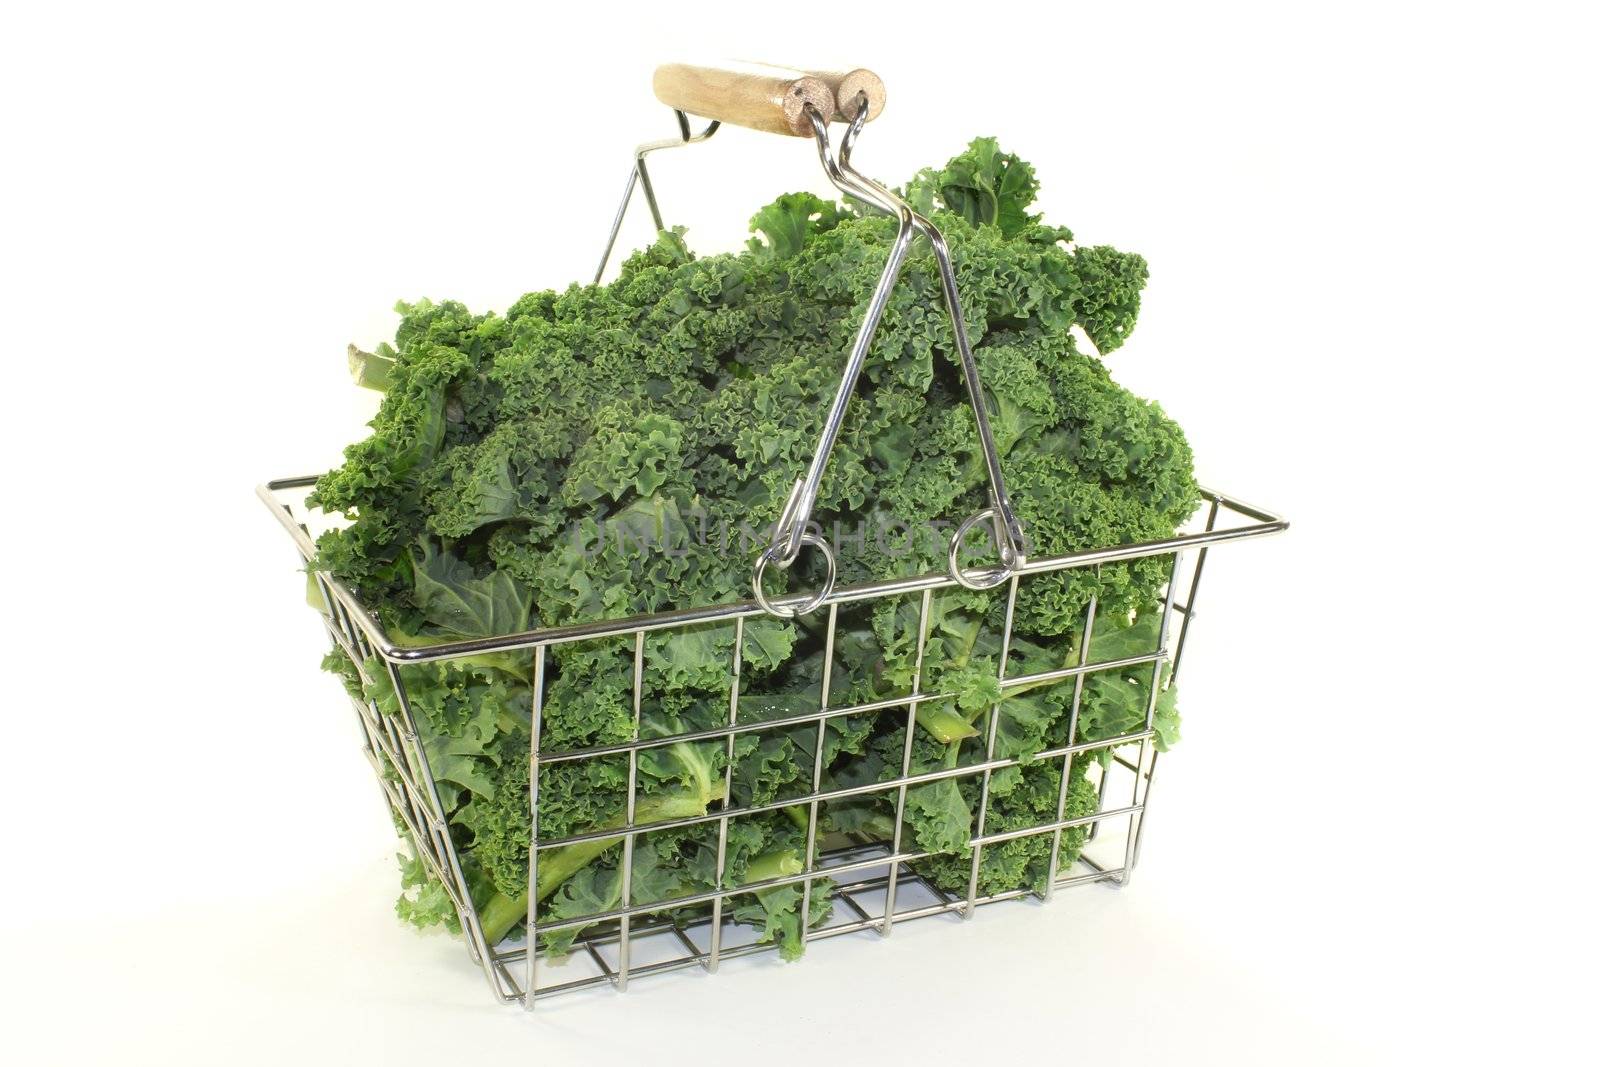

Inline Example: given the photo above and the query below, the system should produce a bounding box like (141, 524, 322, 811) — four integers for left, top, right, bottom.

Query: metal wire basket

(259, 63, 1287, 1009)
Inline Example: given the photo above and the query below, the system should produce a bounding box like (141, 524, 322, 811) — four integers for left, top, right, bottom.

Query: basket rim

(259, 474, 1286, 664)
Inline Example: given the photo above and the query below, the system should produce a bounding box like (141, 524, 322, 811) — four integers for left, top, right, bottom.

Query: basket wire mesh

(261, 480, 1285, 1006)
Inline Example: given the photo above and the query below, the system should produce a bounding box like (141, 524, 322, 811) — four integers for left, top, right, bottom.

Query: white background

(4, 2, 1596, 1063)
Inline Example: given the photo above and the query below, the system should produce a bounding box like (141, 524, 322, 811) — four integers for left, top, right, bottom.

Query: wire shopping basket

(260, 63, 1288, 1009)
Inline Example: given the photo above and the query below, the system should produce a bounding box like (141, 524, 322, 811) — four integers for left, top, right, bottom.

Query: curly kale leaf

(748, 192, 845, 261)
(1072, 245, 1150, 354)
(906, 136, 1043, 238)
(410, 540, 532, 638)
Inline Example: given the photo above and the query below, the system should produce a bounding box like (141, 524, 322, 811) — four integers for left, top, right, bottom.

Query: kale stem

(745, 848, 803, 885)
(782, 805, 809, 832)
(477, 784, 725, 946)
(919, 704, 980, 742)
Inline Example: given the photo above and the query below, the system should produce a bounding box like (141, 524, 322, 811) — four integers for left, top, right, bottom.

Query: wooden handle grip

(653, 62, 887, 137)
(653, 63, 836, 137)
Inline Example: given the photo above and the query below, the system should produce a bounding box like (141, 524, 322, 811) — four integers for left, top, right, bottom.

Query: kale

(309, 137, 1199, 959)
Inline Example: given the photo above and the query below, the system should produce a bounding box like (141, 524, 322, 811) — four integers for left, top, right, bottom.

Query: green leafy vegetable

(308, 137, 1198, 962)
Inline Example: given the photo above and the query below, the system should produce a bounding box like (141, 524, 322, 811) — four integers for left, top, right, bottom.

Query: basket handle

(600, 70, 1025, 615)
(652, 62, 885, 137)
(749, 102, 1026, 615)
